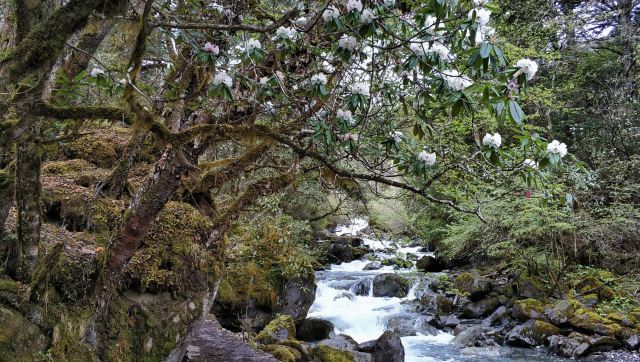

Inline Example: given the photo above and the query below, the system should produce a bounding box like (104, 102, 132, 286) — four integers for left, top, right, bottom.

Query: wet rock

(334, 291, 356, 301)
(384, 315, 439, 337)
(461, 297, 500, 318)
(372, 274, 411, 298)
(351, 278, 372, 296)
(185, 318, 276, 362)
(296, 318, 334, 342)
(625, 334, 639, 350)
(454, 271, 492, 301)
(276, 278, 317, 322)
(453, 325, 483, 347)
(416, 255, 445, 273)
(312, 343, 372, 362)
(358, 331, 405, 362)
(406, 253, 419, 261)
(483, 306, 510, 326)
(548, 332, 591, 358)
(328, 237, 370, 264)
(363, 261, 382, 270)
(505, 319, 559, 347)
(435, 294, 453, 315)
(441, 315, 461, 328)
(589, 335, 620, 352)
(381, 257, 413, 269)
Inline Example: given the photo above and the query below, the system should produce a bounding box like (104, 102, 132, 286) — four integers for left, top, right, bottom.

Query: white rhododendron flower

(259, 77, 269, 85)
(384, 0, 396, 7)
(338, 35, 357, 51)
(418, 150, 437, 166)
(516, 58, 539, 80)
(547, 140, 568, 158)
(472, 0, 489, 6)
(347, 0, 363, 12)
(210, 2, 223, 12)
(468, 8, 491, 27)
(410, 42, 427, 57)
(351, 82, 370, 96)
(322, 6, 340, 22)
(246, 39, 261, 51)
(310, 73, 328, 86)
(425, 15, 438, 34)
(429, 43, 452, 61)
(482, 133, 502, 148)
(276, 26, 298, 40)
(213, 70, 233, 88)
(390, 131, 403, 142)
(89, 68, 105, 77)
(337, 109, 354, 122)
(524, 159, 539, 169)
(203, 42, 219, 54)
(340, 133, 359, 142)
(361, 9, 375, 24)
(441, 69, 473, 91)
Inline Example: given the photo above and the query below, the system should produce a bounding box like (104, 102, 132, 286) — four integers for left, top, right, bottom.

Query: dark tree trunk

(13, 124, 42, 281)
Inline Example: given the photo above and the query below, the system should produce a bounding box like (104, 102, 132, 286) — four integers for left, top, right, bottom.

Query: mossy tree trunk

(13, 125, 42, 281)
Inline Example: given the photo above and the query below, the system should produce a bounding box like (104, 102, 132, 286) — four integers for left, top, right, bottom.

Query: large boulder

(256, 315, 297, 345)
(315, 335, 373, 362)
(505, 319, 560, 347)
(454, 271, 492, 301)
(461, 297, 500, 318)
(372, 274, 411, 298)
(276, 278, 317, 322)
(452, 325, 483, 347)
(351, 278, 372, 296)
(296, 318, 334, 342)
(185, 318, 277, 362)
(358, 331, 405, 362)
(327, 237, 370, 264)
(363, 261, 382, 270)
(512, 298, 546, 321)
(416, 255, 445, 272)
(545, 299, 579, 325)
(0, 305, 50, 361)
(384, 315, 439, 337)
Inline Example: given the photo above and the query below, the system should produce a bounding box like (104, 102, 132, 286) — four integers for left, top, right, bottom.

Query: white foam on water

(334, 217, 369, 236)
(402, 334, 456, 362)
(329, 259, 394, 272)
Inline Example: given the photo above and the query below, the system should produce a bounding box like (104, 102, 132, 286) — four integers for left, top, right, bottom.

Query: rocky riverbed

(192, 218, 640, 361)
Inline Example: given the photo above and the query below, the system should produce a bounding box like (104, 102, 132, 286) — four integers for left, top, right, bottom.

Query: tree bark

(13, 123, 42, 281)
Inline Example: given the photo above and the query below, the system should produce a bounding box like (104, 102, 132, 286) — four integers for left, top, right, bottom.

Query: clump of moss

(256, 314, 296, 344)
(311, 345, 355, 362)
(125, 201, 221, 295)
(64, 127, 131, 168)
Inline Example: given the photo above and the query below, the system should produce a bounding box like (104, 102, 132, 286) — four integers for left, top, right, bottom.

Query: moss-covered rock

(545, 299, 582, 325)
(256, 315, 297, 344)
(506, 319, 560, 347)
(454, 270, 492, 300)
(311, 344, 355, 362)
(0, 306, 49, 361)
(569, 308, 622, 336)
(64, 127, 131, 168)
(512, 298, 546, 321)
(260, 344, 299, 362)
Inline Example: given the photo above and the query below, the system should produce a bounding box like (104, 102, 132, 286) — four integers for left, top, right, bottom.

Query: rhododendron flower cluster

(547, 140, 568, 158)
(322, 6, 340, 22)
(516, 58, 539, 80)
(418, 151, 437, 166)
(351, 82, 370, 96)
(213, 70, 233, 88)
(337, 109, 354, 123)
(246, 39, 261, 51)
(310, 73, 328, 86)
(276, 26, 298, 40)
(338, 35, 358, 51)
(442, 70, 473, 91)
(203, 42, 219, 54)
(482, 133, 502, 148)
(468, 8, 491, 27)
(347, 0, 363, 12)
(361, 9, 375, 24)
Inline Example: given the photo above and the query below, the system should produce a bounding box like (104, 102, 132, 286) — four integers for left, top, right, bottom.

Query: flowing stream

(308, 218, 563, 362)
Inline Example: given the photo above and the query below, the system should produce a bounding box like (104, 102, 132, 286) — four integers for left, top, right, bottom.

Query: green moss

(0, 306, 50, 362)
(569, 308, 622, 336)
(260, 344, 300, 362)
(311, 345, 355, 362)
(513, 298, 546, 320)
(125, 202, 221, 295)
(0, 279, 19, 294)
(532, 320, 560, 341)
(256, 315, 296, 344)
